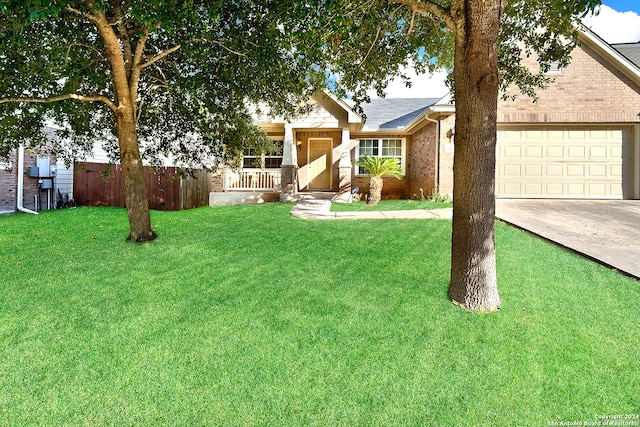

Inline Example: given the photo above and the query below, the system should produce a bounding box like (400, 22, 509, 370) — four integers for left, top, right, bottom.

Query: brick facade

(0, 147, 57, 212)
(408, 122, 437, 198)
(498, 37, 640, 123)
(0, 150, 18, 211)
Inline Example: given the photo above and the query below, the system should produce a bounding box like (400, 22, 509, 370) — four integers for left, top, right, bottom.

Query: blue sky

(602, 1, 640, 13)
(376, 2, 640, 98)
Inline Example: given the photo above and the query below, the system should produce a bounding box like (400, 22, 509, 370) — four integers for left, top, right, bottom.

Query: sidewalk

(290, 198, 453, 220)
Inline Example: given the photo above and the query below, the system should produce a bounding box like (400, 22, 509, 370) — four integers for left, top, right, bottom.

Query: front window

(357, 138, 405, 175)
(242, 140, 283, 169)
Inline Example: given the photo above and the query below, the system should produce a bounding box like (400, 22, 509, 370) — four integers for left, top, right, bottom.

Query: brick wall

(0, 147, 57, 212)
(498, 38, 640, 123)
(408, 122, 437, 198)
(0, 150, 18, 211)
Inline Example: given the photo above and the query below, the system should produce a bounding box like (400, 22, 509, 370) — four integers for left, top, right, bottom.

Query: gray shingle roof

(360, 98, 440, 131)
(612, 42, 640, 69)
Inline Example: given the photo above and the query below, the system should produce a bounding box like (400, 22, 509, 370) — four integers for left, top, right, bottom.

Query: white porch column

(338, 127, 352, 194)
(280, 124, 298, 200)
(282, 124, 297, 167)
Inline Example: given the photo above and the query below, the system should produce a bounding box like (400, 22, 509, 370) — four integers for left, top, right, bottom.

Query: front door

(308, 138, 332, 190)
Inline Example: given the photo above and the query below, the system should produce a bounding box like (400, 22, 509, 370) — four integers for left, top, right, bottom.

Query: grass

(0, 204, 638, 426)
(330, 199, 452, 212)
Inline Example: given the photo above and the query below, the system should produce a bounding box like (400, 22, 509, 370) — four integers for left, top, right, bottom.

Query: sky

(373, 2, 640, 99)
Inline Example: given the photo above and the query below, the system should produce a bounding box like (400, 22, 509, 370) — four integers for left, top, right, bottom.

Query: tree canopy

(0, 0, 327, 165)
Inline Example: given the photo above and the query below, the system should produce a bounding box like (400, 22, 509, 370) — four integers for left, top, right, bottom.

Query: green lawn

(330, 199, 451, 212)
(0, 204, 638, 426)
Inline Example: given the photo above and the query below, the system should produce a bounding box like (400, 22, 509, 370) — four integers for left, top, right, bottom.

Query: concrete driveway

(495, 199, 640, 279)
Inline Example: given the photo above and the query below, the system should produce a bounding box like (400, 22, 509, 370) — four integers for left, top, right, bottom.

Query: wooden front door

(308, 139, 332, 190)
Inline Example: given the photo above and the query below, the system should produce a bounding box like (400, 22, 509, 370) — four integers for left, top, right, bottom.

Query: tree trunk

(367, 175, 383, 205)
(91, 10, 157, 243)
(447, 0, 502, 312)
(117, 111, 157, 242)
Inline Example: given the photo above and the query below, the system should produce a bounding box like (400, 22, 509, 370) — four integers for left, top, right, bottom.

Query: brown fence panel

(145, 167, 181, 211)
(73, 163, 125, 208)
(73, 162, 211, 211)
(180, 169, 212, 210)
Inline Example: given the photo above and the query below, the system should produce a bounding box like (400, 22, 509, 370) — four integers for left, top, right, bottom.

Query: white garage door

(496, 127, 633, 199)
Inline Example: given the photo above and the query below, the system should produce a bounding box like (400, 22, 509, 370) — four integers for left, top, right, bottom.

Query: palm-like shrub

(355, 156, 403, 205)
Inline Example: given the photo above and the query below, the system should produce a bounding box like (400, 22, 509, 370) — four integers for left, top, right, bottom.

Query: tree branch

(112, 1, 134, 78)
(389, 0, 454, 29)
(139, 45, 182, 69)
(0, 93, 117, 112)
(359, 27, 382, 66)
(67, 5, 100, 25)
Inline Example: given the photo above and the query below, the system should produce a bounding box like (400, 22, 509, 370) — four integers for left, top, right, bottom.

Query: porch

(222, 169, 282, 192)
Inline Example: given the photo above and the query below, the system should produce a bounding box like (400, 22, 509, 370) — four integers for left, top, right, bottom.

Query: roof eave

(320, 90, 363, 125)
(402, 103, 455, 133)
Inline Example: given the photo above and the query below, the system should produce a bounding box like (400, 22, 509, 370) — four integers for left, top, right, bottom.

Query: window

(356, 138, 405, 175)
(242, 140, 283, 169)
(546, 61, 562, 74)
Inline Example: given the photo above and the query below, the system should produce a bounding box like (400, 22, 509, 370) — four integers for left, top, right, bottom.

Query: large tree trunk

(92, 9, 157, 242)
(117, 111, 157, 242)
(447, 0, 502, 312)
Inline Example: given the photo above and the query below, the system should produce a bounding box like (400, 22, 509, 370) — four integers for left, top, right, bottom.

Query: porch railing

(222, 169, 282, 192)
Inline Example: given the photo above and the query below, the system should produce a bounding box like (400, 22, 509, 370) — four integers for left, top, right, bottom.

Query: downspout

(16, 144, 39, 215)
(424, 110, 441, 193)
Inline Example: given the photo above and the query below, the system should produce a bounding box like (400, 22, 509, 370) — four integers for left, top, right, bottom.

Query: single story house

(5, 26, 638, 212)
(213, 25, 640, 202)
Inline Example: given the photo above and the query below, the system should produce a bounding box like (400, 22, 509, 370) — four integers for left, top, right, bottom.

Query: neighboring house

(213, 25, 640, 202)
(0, 127, 73, 214)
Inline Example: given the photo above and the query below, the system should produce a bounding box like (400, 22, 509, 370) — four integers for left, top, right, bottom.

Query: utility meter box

(37, 156, 51, 177)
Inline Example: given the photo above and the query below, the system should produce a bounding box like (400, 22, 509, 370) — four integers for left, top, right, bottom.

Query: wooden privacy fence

(73, 162, 211, 211)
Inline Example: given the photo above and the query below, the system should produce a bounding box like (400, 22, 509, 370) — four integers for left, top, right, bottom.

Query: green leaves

(355, 156, 403, 180)
(0, 0, 322, 166)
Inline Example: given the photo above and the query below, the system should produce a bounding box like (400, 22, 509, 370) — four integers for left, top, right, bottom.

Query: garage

(495, 126, 635, 199)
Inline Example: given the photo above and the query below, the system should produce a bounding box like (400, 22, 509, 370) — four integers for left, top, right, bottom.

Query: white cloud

(367, 66, 450, 99)
(582, 4, 640, 44)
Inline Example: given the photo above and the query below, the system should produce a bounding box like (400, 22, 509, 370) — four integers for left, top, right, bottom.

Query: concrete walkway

(290, 198, 453, 220)
(496, 199, 640, 279)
